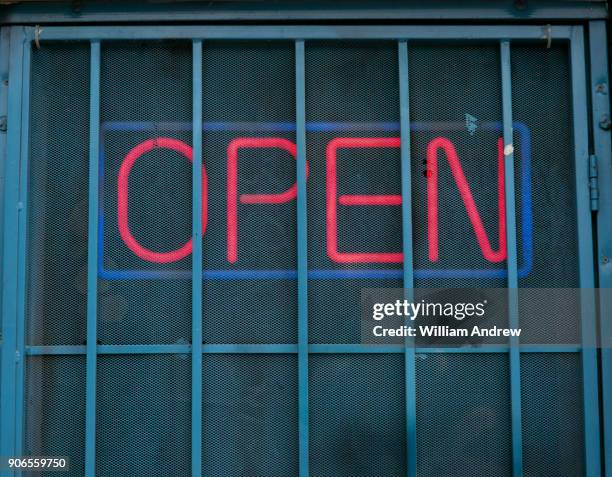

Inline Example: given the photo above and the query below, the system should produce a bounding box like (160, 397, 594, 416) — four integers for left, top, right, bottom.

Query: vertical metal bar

(0, 27, 7, 442)
(0, 26, 25, 466)
(13, 28, 31, 459)
(0, 28, 10, 350)
(570, 25, 602, 477)
(500, 40, 523, 477)
(295, 39, 309, 477)
(589, 20, 612, 477)
(85, 39, 100, 477)
(191, 39, 203, 477)
(398, 40, 417, 477)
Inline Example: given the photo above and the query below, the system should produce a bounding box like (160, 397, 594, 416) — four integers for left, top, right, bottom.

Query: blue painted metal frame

(398, 40, 417, 477)
(570, 26, 602, 477)
(0, 27, 26, 474)
(12, 30, 30, 469)
(24, 343, 584, 356)
(32, 25, 574, 41)
(500, 39, 523, 477)
(295, 39, 309, 477)
(191, 39, 203, 477)
(1, 1, 606, 25)
(0, 26, 8, 446)
(589, 20, 612, 477)
(84, 40, 100, 477)
(0, 23, 603, 477)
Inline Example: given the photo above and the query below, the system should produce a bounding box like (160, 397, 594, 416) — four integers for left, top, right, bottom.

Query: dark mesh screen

(97, 355, 191, 476)
(416, 353, 512, 476)
(511, 45, 581, 344)
(25, 356, 85, 477)
(201, 41, 297, 344)
(99, 41, 192, 345)
(305, 42, 403, 344)
(521, 353, 584, 476)
(309, 354, 406, 476)
(202, 355, 298, 476)
(408, 44, 506, 289)
(27, 43, 90, 345)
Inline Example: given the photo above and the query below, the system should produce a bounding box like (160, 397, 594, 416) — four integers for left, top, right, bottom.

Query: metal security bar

(570, 27, 602, 477)
(191, 39, 204, 477)
(500, 40, 523, 477)
(33, 25, 574, 40)
(295, 39, 309, 477)
(0, 24, 601, 477)
(0, 28, 25, 461)
(398, 40, 417, 477)
(13, 27, 31, 461)
(590, 19, 612, 477)
(84, 39, 100, 477)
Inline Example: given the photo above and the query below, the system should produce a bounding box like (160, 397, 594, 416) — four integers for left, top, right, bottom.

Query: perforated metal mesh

(201, 41, 297, 344)
(309, 354, 406, 476)
(305, 41, 403, 344)
(20, 35, 591, 477)
(99, 41, 192, 345)
(96, 355, 191, 476)
(521, 353, 584, 476)
(25, 356, 85, 477)
(511, 44, 581, 344)
(202, 355, 298, 476)
(416, 353, 511, 476)
(27, 42, 90, 345)
(409, 44, 506, 290)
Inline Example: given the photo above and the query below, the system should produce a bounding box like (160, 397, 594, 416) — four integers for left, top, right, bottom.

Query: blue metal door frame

(0, 23, 606, 477)
(589, 19, 612, 477)
(0, 1, 607, 24)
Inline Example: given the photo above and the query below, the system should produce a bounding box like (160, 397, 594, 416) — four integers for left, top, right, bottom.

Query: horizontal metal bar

(33, 25, 572, 41)
(99, 344, 192, 354)
(202, 344, 297, 354)
(24, 344, 583, 356)
(26, 344, 190, 355)
(312, 345, 584, 354)
(311, 344, 404, 353)
(2, 2, 605, 24)
(27, 345, 87, 355)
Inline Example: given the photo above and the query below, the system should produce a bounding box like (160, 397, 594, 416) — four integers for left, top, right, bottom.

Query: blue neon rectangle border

(98, 120, 533, 280)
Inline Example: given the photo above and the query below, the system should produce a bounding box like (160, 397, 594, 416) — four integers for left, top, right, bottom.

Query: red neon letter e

(326, 137, 403, 263)
(117, 137, 208, 264)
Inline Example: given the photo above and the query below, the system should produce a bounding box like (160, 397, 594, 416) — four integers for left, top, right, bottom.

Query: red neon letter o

(117, 137, 208, 263)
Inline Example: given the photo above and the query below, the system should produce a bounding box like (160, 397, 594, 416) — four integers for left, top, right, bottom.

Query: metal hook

(34, 25, 43, 49)
(543, 24, 552, 48)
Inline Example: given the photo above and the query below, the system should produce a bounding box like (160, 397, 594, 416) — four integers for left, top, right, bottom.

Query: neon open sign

(99, 121, 532, 280)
